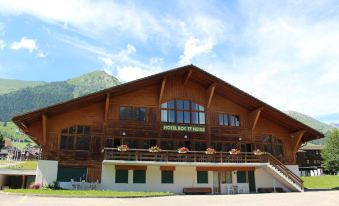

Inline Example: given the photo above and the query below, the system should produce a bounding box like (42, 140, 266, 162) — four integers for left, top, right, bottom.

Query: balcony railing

(104, 148, 268, 163)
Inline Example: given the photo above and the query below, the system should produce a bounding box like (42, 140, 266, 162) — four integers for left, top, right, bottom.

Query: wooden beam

(159, 77, 167, 104)
(115, 165, 147, 170)
(291, 130, 306, 152)
(206, 83, 216, 108)
(104, 93, 110, 124)
(196, 166, 255, 171)
(42, 114, 47, 145)
(182, 69, 193, 85)
(250, 107, 263, 131)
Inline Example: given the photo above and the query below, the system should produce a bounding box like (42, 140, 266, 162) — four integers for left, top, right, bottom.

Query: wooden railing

(104, 148, 269, 163)
(266, 153, 304, 190)
(104, 148, 303, 190)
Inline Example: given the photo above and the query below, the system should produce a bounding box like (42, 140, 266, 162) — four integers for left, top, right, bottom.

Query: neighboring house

(297, 145, 324, 176)
(12, 65, 323, 194)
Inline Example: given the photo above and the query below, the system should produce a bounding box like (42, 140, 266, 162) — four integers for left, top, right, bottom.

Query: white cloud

(36, 50, 47, 58)
(10, 37, 37, 52)
(0, 0, 164, 42)
(0, 39, 5, 49)
(116, 66, 161, 82)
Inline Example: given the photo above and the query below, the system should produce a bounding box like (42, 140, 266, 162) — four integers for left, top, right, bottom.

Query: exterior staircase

(265, 153, 303, 192)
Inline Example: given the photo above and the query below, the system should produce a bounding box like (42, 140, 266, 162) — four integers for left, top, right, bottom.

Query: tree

(0, 133, 5, 150)
(321, 129, 339, 173)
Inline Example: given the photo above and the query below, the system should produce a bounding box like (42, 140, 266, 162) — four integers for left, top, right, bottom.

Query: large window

(57, 167, 87, 182)
(119, 106, 146, 121)
(161, 100, 205, 124)
(60, 125, 90, 150)
(261, 135, 284, 157)
(218, 113, 240, 127)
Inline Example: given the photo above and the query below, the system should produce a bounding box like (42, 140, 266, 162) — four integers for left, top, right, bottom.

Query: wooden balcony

(104, 148, 269, 163)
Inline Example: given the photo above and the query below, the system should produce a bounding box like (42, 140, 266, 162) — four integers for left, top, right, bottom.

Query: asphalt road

(0, 191, 338, 206)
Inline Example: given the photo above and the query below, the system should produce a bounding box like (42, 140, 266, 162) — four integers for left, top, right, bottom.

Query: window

(60, 125, 90, 150)
(57, 167, 87, 182)
(195, 142, 207, 151)
(237, 171, 247, 183)
(161, 171, 174, 184)
(218, 113, 240, 127)
(197, 171, 208, 184)
(161, 141, 175, 150)
(119, 107, 146, 121)
(116, 170, 128, 183)
(261, 135, 284, 157)
(221, 171, 232, 184)
(161, 100, 205, 124)
(133, 170, 146, 184)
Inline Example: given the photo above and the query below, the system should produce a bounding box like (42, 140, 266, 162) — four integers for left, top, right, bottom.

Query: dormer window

(161, 100, 205, 125)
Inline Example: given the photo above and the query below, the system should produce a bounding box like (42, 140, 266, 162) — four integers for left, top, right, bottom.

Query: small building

(297, 145, 324, 176)
(12, 65, 323, 194)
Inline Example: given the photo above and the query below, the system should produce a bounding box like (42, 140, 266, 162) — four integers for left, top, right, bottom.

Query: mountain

(285, 111, 336, 145)
(0, 70, 120, 122)
(0, 78, 46, 95)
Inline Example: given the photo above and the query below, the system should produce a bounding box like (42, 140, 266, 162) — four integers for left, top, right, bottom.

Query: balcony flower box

(178, 147, 189, 154)
(149, 146, 161, 153)
(229, 148, 240, 155)
(253, 149, 264, 155)
(205, 148, 216, 155)
(117, 144, 129, 152)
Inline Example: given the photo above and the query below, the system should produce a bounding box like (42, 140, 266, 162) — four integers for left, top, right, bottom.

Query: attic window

(60, 125, 90, 150)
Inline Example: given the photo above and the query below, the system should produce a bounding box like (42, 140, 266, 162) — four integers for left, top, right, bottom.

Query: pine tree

(0, 133, 5, 150)
(321, 129, 339, 173)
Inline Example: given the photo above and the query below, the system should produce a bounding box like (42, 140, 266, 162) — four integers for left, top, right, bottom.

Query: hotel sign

(162, 125, 206, 132)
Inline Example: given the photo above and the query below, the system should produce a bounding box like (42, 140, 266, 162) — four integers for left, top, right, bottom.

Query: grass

(301, 175, 339, 189)
(0, 160, 37, 170)
(4, 189, 173, 197)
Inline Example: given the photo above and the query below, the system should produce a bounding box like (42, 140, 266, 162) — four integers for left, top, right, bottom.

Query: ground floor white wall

(35, 160, 58, 186)
(100, 164, 213, 194)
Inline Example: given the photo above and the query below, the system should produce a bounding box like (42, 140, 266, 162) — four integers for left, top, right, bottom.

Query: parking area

(0, 190, 338, 206)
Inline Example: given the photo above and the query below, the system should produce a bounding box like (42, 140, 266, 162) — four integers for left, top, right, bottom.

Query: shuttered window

(133, 170, 146, 184)
(161, 171, 174, 184)
(115, 170, 128, 183)
(197, 171, 208, 184)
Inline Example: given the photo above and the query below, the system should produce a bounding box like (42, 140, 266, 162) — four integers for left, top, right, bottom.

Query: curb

(0, 191, 175, 198)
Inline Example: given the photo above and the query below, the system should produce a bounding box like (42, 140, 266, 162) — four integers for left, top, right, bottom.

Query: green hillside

(0, 78, 45, 94)
(0, 70, 120, 122)
(285, 111, 335, 145)
(0, 70, 120, 149)
(68, 70, 120, 97)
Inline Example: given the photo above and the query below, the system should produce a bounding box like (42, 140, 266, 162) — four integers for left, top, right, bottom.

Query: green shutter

(248, 171, 256, 192)
(237, 171, 247, 183)
(57, 167, 87, 182)
(197, 171, 208, 184)
(133, 170, 146, 184)
(161, 171, 174, 184)
(115, 170, 128, 183)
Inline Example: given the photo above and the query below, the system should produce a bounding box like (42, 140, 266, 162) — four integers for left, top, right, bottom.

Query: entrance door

(113, 138, 121, 148)
(213, 172, 221, 194)
(184, 141, 191, 150)
(248, 171, 256, 193)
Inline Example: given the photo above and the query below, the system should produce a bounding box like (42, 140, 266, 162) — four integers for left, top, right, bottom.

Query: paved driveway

(0, 191, 338, 206)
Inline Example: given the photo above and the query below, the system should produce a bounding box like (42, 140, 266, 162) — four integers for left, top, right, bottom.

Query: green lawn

(302, 175, 339, 189)
(0, 160, 37, 170)
(4, 189, 173, 197)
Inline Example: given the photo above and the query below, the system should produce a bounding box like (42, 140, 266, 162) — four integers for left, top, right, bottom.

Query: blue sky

(0, 0, 339, 121)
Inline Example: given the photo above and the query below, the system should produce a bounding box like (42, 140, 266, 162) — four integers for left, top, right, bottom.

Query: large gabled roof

(12, 64, 324, 142)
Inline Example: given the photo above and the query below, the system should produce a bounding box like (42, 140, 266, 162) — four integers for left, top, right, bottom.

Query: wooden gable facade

(13, 65, 323, 182)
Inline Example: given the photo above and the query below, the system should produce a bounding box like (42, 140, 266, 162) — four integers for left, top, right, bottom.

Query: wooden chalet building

(13, 65, 323, 194)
